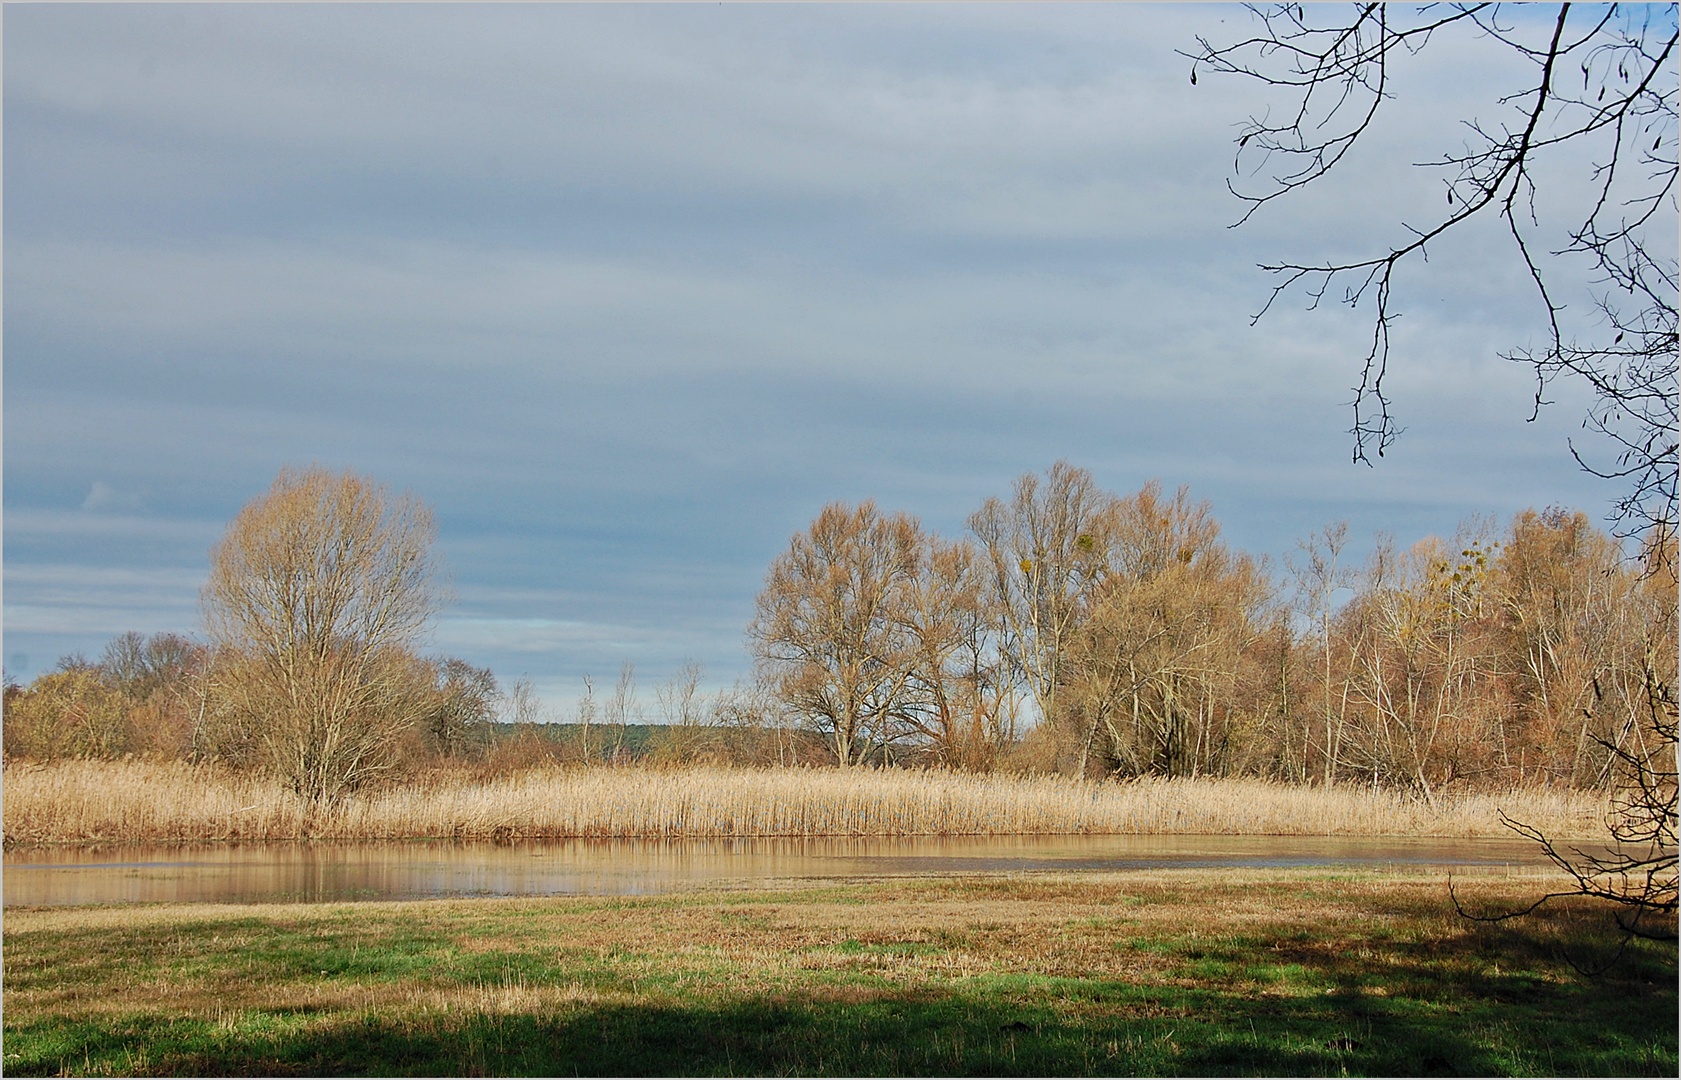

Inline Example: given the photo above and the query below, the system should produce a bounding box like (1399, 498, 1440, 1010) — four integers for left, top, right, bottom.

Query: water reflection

(4, 834, 1555, 908)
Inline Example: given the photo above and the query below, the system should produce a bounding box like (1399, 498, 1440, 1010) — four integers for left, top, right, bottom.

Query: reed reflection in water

(2, 834, 1565, 908)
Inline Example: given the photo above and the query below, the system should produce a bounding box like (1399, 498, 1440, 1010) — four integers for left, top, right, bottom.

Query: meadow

(2, 758, 1610, 846)
(4, 868, 1674, 1077)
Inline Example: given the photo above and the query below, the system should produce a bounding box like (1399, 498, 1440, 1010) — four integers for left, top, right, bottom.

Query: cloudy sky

(4, 3, 1634, 714)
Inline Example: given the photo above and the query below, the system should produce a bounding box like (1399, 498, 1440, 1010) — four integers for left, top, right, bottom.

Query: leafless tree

(1494, 508, 1644, 784)
(1290, 522, 1358, 783)
(1458, 658, 1676, 939)
(1343, 532, 1504, 800)
(1191, 8, 1676, 925)
(657, 661, 706, 728)
(705, 680, 820, 767)
(505, 676, 545, 727)
(648, 661, 715, 764)
(100, 631, 201, 702)
(898, 535, 1017, 769)
(1189, 4, 1677, 544)
(605, 662, 640, 764)
(1067, 482, 1268, 778)
(969, 462, 1119, 746)
(424, 658, 499, 760)
(201, 466, 440, 804)
(749, 501, 923, 767)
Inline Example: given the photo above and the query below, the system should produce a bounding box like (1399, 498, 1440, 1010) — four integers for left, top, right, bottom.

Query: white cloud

(78, 480, 150, 514)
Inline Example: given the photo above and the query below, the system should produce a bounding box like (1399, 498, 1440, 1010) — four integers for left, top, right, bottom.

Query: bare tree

(1066, 483, 1268, 778)
(1192, 8, 1676, 925)
(705, 680, 817, 767)
(1189, 4, 1678, 543)
(98, 631, 210, 758)
(1342, 532, 1504, 799)
(506, 676, 545, 727)
(201, 466, 440, 804)
(898, 535, 1017, 770)
(605, 662, 640, 764)
(100, 631, 199, 701)
(649, 661, 714, 764)
(1494, 508, 1645, 784)
(1290, 522, 1357, 783)
(424, 658, 499, 760)
(749, 501, 923, 767)
(969, 462, 1119, 747)
(1460, 650, 1677, 939)
(657, 661, 706, 727)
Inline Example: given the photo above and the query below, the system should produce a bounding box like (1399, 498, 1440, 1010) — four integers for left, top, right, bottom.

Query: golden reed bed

(1, 759, 1609, 846)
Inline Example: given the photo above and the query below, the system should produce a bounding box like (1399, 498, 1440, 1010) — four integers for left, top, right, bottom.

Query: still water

(3, 835, 1555, 907)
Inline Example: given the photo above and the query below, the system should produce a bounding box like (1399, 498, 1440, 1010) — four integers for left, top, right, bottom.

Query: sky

(3, 3, 1653, 717)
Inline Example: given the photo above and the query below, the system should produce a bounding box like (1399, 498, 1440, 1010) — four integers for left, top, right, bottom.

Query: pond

(2, 834, 1559, 907)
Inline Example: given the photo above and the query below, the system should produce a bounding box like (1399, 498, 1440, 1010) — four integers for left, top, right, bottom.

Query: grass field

(3, 759, 1609, 845)
(4, 868, 1674, 1076)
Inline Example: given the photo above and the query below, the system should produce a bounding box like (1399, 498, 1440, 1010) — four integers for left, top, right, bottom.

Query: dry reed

(1, 759, 1609, 846)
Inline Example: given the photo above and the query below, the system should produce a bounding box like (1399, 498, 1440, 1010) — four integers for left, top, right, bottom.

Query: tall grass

(2, 758, 1608, 846)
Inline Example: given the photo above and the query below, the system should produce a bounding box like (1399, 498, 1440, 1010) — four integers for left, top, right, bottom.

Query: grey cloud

(4, 3, 1636, 706)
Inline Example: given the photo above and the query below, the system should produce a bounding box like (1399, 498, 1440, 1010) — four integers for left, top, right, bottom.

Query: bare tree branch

(1188, 3, 1678, 543)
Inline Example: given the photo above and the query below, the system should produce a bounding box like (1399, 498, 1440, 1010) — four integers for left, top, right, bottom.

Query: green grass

(4, 869, 1675, 1076)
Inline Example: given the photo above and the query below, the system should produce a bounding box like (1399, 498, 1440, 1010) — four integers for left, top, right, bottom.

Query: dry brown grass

(2, 758, 1608, 846)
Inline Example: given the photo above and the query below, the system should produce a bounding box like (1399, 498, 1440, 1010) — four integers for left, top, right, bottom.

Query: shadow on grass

(8, 956, 1675, 1078)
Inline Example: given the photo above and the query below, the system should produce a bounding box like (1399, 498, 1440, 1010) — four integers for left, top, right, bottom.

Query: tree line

(4, 463, 1675, 806)
(1, 468, 825, 798)
(750, 462, 1677, 797)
